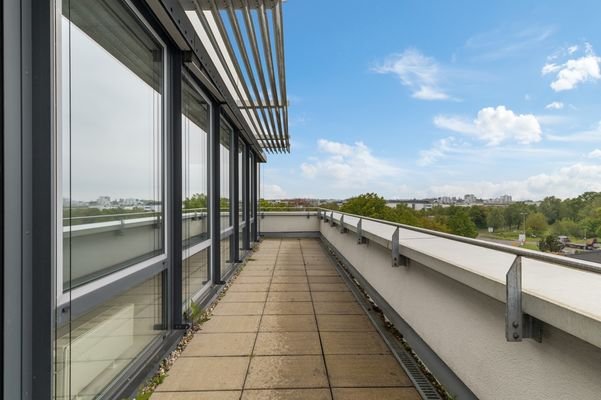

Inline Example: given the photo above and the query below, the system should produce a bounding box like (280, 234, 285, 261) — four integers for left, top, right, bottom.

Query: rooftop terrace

(153, 238, 422, 400)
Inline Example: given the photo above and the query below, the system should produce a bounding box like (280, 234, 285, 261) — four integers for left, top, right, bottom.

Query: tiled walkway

(153, 238, 420, 400)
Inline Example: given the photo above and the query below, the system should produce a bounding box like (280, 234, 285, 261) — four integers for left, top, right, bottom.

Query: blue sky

(262, 0, 601, 201)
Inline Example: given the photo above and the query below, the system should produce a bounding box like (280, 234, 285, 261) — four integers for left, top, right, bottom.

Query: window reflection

(181, 73, 210, 307)
(220, 118, 232, 229)
(62, 0, 164, 290)
(55, 274, 164, 400)
(182, 75, 209, 247)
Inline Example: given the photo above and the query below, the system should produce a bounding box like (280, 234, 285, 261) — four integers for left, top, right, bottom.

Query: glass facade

(220, 117, 232, 230)
(239, 138, 245, 222)
(50, 1, 259, 398)
(181, 73, 210, 308)
(182, 248, 210, 307)
(220, 237, 232, 277)
(61, 0, 165, 290)
(182, 74, 210, 247)
(55, 273, 165, 400)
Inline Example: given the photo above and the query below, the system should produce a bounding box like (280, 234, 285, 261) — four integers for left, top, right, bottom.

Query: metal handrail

(316, 207, 601, 275)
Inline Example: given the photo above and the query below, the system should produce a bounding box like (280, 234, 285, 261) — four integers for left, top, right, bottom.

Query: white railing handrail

(314, 208, 601, 275)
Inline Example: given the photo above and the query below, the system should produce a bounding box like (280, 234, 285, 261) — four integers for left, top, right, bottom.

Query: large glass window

(181, 73, 210, 307)
(220, 237, 232, 277)
(239, 138, 245, 222)
(57, 1, 166, 398)
(239, 139, 246, 256)
(220, 118, 232, 230)
(55, 274, 165, 399)
(249, 152, 256, 230)
(61, 0, 164, 290)
(181, 74, 209, 246)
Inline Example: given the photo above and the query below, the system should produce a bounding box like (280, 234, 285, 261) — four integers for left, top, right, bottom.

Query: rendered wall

(260, 212, 320, 235)
(320, 219, 601, 400)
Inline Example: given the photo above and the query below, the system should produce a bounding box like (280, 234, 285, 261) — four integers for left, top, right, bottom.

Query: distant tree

(551, 218, 582, 237)
(486, 207, 505, 230)
(183, 193, 207, 209)
(539, 196, 567, 224)
(538, 235, 563, 252)
(447, 209, 478, 238)
(391, 204, 420, 226)
(504, 203, 524, 230)
(526, 212, 548, 236)
(320, 201, 339, 211)
(468, 206, 487, 229)
(340, 193, 392, 220)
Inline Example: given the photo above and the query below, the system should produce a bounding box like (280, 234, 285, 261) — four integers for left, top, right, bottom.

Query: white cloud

(546, 121, 601, 142)
(587, 149, 601, 158)
(417, 137, 459, 166)
(372, 48, 450, 100)
(434, 105, 542, 145)
(465, 25, 554, 61)
(541, 63, 561, 74)
(545, 101, 564, 110)
(427, 163, 601, 200)
(542, 43, 601, 91)
(262, 184, 287, 199)
(301, 139, 403, 191)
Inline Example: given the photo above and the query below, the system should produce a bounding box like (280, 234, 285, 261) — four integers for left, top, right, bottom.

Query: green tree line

(320, 192, 601, 240)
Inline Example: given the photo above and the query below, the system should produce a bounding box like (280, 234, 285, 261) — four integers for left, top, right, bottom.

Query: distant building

(96, 196, 111, 209)
(499, 194, 512, 204)
(464, 194, 477, 204)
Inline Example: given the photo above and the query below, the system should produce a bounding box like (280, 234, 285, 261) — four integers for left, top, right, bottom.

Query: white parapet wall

(259, 211, 320, 236)
(262, 211, 601, 400)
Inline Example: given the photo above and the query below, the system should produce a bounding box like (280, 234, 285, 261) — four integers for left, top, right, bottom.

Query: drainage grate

(322, 243, 444, 400)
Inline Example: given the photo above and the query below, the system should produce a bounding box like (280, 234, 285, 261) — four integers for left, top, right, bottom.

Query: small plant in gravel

(185, 302, 210, 326)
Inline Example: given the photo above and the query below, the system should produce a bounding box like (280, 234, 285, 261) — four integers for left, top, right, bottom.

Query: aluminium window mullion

(170, 50, 183, 329)
(210, 103, 223, 284)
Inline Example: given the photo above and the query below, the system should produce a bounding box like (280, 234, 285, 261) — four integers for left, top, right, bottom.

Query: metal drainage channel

(319, 241, 443, 400)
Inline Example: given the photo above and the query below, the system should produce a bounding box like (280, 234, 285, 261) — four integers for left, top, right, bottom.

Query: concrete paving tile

(274, 264, 306, 270)
(307, 276, 343, 284)
(238, 270, 274, 277)
(245, 356, 328, 389)
(305, 264, 336, 270)
(229, 283, 271, 292)
(271, 276, 308, 284)
(152, 391, 242, 400)
(273, 270, 307, 276)
(267, 291, 312, 302)
(316, 315, 376, 332)
(311, 291, 356, 303)
(157, 357, 249, 391)
(260, 315, 317, 332)
(213, 302, 265, 316)
(242, 389, 332, 400)
(310, 283, 349, 292)
(332, 388, 421, 400)
(254, 332, 321, 355)
(269, 283, 310, 292)
(325, 355, 412, 387)
(313, 302, 363, 315)
(263, 301, 314, 315)
(320, 332, 390, 355)
(201, 315, 261, 333)
(184, 333, 256, 357)
(235, 276, 272, 284)
(306, 270, 339, 276)
(221, 292, 268, 302)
